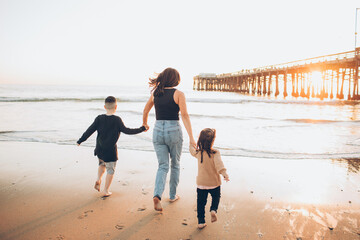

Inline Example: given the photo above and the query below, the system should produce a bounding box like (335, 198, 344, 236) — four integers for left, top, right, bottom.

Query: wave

(345, 139, 360, 146)
(1, 95, 360, 106)
(286, 119, 339, 124)
(0, 97, 148, 103)
(0, 130, 57, 134)
(189, 113, 247, 120)
(0, 96, 250, 104)
(187, 97, 360, 106)
(85, 109, 255, 121)
(0, 131, 16, 134)
(1, 136, 359, 160)
(215, 146, 360, 159)
(284, 118, 360, 124)
(288, 119, 336, 124)
(84, 109, 359, 124)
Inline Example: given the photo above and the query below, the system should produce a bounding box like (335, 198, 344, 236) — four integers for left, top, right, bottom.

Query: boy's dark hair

(196, 128, 217, 163)
(105, 96, 117, 109)
(105, 96, 116, 104)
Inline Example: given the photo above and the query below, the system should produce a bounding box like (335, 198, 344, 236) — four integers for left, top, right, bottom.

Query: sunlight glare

(311, 71, 322, 92)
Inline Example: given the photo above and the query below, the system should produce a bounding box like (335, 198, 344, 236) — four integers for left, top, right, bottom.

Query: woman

(143, 67, 196, 211)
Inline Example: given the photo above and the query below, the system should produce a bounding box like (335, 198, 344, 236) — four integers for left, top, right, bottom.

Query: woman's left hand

(190, 138, 196, 147)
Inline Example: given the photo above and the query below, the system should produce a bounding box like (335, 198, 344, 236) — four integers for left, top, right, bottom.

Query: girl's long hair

(196, 128, 217, 163)
(149, 68, 180, 97)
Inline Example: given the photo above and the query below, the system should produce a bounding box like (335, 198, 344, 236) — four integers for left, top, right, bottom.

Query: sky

(0, 0, 359, 89)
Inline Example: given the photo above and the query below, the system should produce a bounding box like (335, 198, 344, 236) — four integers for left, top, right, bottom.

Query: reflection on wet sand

(227, 156, 360, 205)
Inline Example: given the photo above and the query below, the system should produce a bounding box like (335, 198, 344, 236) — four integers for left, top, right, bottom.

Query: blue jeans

(153, 120, 183, 200)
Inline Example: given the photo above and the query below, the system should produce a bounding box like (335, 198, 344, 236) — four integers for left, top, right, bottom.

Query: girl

(189, 128, 229, 229)
(143, 67, 196, 211)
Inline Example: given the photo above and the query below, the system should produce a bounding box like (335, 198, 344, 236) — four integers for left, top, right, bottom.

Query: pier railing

(222, 50, 357, 77)
(194, 48, 360, 100)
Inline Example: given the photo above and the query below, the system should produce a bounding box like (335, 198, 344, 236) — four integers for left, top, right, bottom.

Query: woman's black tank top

(154, 88, 180, 120)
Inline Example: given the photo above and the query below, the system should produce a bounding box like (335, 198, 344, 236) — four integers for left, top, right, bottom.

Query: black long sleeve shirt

(77, 114, 145, 162)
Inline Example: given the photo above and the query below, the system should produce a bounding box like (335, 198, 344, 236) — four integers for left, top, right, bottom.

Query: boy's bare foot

(169, 195, 180, 203)
(102, 191, 112, 197)
(198, 223, 207, 229)
(153, 197, 163, 211)
(94, 180, 101, 192)
(211, 210, 217, 223)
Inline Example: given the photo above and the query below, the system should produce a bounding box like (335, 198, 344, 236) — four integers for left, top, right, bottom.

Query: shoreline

(0, 141, 359, 240)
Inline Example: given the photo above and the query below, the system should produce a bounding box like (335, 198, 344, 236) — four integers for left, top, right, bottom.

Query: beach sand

(0, 141, 359, 240)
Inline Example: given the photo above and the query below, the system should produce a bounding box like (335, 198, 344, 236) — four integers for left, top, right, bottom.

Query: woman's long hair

(149, 68, 180, 97)
(196, 128, 217, 163)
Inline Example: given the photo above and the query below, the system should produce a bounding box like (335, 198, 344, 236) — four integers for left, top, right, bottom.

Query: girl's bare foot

(198, 223, 207, 229)
(102, 191, 112, 197)
(211, 210, 217, 223)
(169, 195, 180, 203)
(153, 197, 163, 211)
(94, 180, 101, 192)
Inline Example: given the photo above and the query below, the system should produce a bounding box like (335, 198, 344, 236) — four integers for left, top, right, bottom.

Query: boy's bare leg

(95, 165, 106, 192)
(103, 173, 114, 196)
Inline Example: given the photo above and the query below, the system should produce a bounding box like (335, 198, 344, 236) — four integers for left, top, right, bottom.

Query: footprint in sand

(78, 210, 94, 219)
(118, 181, 129, 186)
(115, 224, 124, 230)
(56, 235, 65, 240)
(141, 184, 152, 195)
(141, 188, 149, 195)
(129, 170, 140, 175)
(221, 202, 235, 213)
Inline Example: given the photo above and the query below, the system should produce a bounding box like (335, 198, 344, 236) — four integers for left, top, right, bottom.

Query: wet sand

(0, 141, 359, 240)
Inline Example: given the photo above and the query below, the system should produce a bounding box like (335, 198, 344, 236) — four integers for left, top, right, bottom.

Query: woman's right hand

(143, 95, 154, 132)
(143, 123, 150, 131)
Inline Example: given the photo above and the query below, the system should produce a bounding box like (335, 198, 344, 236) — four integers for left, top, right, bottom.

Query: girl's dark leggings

(196, 186, 221, 224)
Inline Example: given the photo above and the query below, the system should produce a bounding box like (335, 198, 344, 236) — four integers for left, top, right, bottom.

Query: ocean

(1, 84, 360, 162)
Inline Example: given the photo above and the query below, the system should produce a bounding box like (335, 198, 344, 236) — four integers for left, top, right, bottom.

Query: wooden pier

(193, 48, 360, 100)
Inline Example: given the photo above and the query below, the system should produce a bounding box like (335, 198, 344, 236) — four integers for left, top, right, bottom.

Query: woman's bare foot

(211, 210, 217, 223)
(169, 195, 180, 203)
(198, 223, 207, 229)
(94, 180, 101, 192)
(153, 197, 163, 211)
(102, 191, 112, 197)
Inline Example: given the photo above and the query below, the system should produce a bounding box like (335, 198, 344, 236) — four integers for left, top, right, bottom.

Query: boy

(77, 96, 147, 197)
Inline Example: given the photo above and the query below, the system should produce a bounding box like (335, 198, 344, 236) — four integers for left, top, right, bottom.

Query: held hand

(223, 174, 230, 182)
(143, 124, 150, 132)
(190, 138, 196, 148)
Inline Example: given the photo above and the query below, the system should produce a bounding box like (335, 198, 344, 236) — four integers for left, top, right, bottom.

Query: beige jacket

(189, 145, 227, 187)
